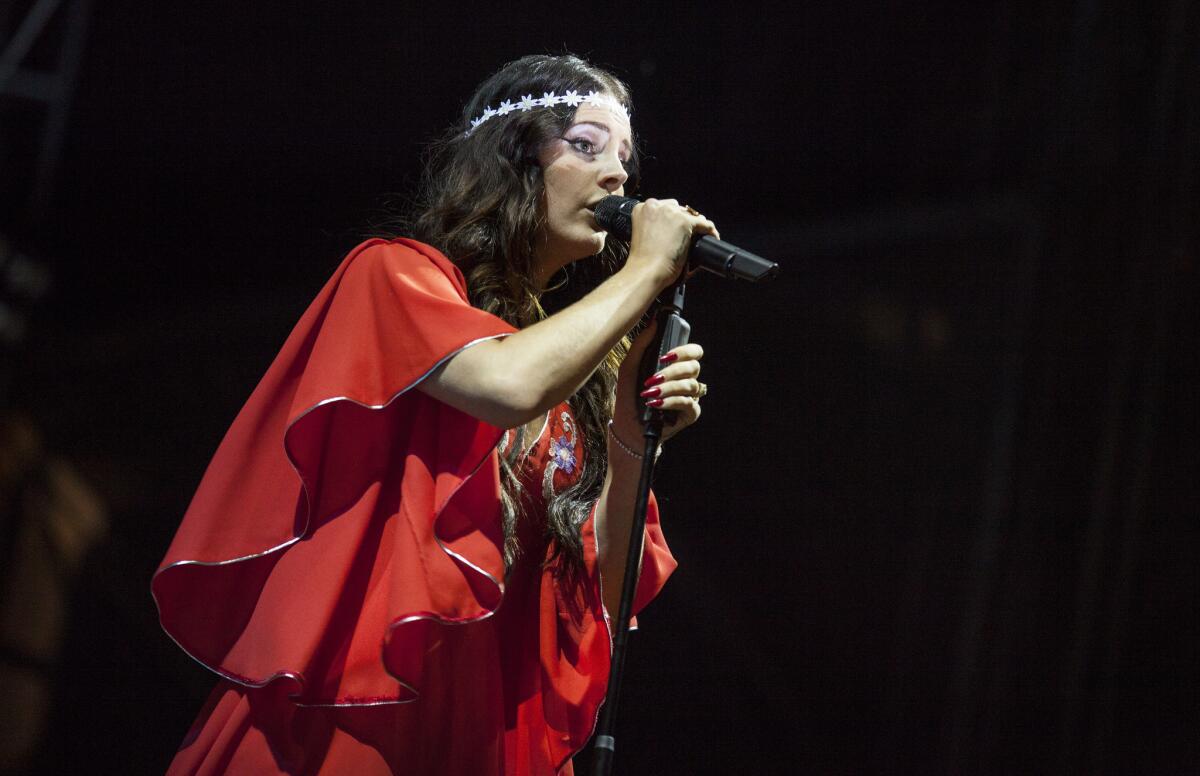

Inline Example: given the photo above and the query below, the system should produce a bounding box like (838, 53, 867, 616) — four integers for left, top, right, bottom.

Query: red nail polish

(643, 373, 665, 388)
(639, 387, 661, 398)
(658, 352, 678, 365)
(646, 398, 664, 408)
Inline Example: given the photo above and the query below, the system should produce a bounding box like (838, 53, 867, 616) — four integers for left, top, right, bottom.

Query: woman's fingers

(644, 360, 700, 386)
(692, 216, 719, 240)
(641, 377, 701, 399)
(643, 344, 702, 386)
(628, 199, 721, 290)
(656, 396, 702, 431)
(656, 343, 704, 366)
(630, 336, 707, 439)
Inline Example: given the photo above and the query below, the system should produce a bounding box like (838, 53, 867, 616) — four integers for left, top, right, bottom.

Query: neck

(533, 260, 566, 294)
(530, 239, 571, 294)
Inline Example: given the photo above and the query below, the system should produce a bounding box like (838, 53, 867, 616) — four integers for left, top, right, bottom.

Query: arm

(417, 198, 713, 611)
(416, 198, 717, 428)
(417, 261, 662, 429)
(594, 323, 705, 617)
(594, 429, 647, 617)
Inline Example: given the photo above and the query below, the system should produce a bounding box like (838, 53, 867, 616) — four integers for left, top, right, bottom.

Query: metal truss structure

(0, 0, 92, 229)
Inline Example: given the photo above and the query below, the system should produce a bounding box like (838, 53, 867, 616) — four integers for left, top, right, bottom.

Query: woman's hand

(624, 199, 719, 292)
(611, 320, 706, 453)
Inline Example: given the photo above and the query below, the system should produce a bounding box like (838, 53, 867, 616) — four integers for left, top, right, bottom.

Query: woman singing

(153, 54, 715, 775)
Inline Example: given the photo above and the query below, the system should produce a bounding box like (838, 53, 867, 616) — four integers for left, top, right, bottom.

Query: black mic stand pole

(590, 275, 690, 776)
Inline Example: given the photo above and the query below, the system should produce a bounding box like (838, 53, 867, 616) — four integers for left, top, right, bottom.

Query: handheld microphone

(592, 196, 779, 282)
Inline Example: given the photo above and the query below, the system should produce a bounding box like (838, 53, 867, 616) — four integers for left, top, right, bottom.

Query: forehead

(570, 103, 633, 148)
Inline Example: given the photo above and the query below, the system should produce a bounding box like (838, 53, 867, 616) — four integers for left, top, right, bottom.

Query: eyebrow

(573, 121, 633, 155)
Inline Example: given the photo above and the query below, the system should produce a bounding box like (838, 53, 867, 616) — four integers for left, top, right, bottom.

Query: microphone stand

(590, 275, 690, 776)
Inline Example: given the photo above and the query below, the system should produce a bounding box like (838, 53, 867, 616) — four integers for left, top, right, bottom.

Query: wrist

(606, 420, 662, 464)
(620, 251, 675, 294)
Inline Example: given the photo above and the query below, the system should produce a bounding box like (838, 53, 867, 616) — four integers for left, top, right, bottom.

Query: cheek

(544, 168, 584, 215)
(541, 168, 565, 204)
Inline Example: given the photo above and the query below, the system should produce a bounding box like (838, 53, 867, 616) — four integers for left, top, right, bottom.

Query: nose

(599, 153, 628, 194)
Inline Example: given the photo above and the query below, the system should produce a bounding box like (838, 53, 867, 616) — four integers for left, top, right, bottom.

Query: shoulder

(339, 237, 470, 302)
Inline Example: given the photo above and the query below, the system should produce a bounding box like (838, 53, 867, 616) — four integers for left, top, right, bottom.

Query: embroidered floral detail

(550, 435, 577, 474)
(562, 89, 583, 107)
(543, 411, 579, 501)
(498, 99, 515, 115)
(497, 409, 584, 500)
(519, 94, 536, 111)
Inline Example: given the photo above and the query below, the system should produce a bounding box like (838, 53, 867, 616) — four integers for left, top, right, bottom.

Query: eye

(567, 137, 597, 155)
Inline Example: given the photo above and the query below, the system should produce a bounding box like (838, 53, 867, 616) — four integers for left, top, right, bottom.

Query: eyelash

(566, 137, 632, 170)
(567, 137, 598, 155)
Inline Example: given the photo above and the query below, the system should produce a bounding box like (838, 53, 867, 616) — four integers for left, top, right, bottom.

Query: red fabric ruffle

(153, 238, 522, 701)
(154, 238, 677, 774)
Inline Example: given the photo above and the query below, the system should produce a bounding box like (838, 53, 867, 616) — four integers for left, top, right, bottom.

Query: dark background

(1, 1, 1196, 773)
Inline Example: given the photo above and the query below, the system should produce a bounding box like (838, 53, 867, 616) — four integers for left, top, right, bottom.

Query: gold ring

(683, 205, 701, 216)
(698, 383, 708, 398)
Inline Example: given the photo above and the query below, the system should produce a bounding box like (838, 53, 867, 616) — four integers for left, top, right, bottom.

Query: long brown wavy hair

(388, 54, 641, 580)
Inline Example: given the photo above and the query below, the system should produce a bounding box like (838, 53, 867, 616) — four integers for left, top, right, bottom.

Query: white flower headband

(465, 90, 630, 136)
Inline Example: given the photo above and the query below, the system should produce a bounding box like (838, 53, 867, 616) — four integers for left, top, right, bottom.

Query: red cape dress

(152, 238, 677, 775)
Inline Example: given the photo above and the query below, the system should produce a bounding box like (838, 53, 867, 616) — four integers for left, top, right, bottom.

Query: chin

(561, 232, 605, 262)
(540, 223, 608, 266)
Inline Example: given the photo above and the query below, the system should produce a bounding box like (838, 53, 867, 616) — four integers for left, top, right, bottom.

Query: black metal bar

(589, 422, 662, 776)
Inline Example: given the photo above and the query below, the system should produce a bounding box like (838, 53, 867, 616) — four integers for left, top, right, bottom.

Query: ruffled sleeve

(151, 238, 518, 705)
